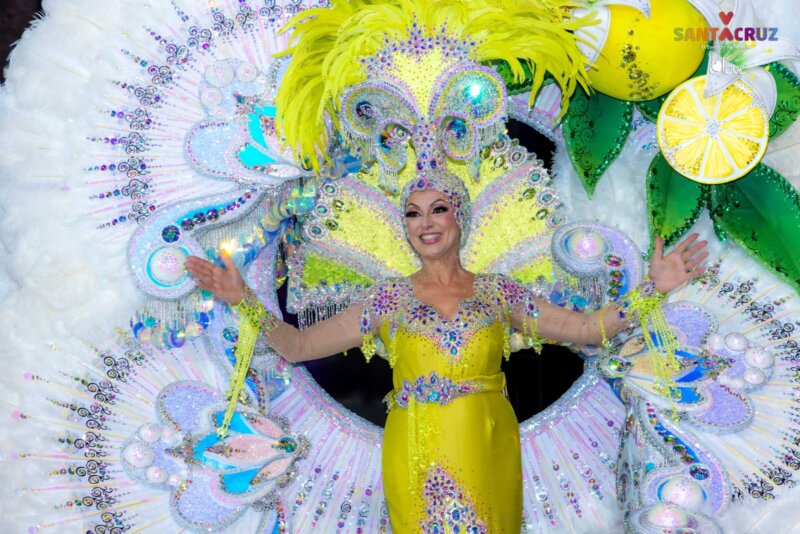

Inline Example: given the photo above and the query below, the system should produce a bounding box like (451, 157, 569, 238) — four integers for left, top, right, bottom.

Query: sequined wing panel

(287, 175, 420, 322)
(462, 138, 562, 285)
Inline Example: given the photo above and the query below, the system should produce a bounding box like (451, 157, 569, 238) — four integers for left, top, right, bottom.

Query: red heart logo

(719, 11, 734, 25)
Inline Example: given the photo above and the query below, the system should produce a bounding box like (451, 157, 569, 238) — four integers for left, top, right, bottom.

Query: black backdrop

(1, 2, 585, 428)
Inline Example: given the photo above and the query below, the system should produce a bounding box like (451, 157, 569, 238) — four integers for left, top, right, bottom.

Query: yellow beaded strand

(627, 279, 681, 400)
(218, 287, 277, 438)
(598, 308, 609, 350)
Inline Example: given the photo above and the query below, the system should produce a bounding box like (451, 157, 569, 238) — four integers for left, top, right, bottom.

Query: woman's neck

(416, 253, 469, 287)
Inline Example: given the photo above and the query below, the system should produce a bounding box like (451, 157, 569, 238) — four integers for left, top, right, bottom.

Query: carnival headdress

(276, 0, 586, 321)
(276, 0, 592, 180)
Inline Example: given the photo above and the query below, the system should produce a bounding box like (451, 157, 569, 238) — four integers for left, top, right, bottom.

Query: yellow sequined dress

(360, 273, 540, 532)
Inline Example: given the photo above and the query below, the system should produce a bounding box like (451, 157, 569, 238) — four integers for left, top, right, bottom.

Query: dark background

(1, 0, 42, 83)
(0, 1, 585, 427)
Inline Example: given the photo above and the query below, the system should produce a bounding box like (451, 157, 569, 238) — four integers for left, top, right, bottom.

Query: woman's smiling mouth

(419, 233, 443, 245)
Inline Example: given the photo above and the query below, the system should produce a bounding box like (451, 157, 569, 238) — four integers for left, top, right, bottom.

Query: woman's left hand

(648, 233, 709, 294)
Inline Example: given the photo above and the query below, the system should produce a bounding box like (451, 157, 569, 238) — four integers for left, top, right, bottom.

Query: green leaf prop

(710, 164, 800, 292)
(635, 95, 667, 123)
(768, 62, 800, 139)
(646, 154, 707, 248)
(562, 87, 633, 197)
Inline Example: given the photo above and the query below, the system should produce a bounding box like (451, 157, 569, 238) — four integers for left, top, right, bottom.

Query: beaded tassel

(523, 299, 543, 354)
(219, 287, 278, 438)
(627, 279, 680, 400)
(388, 318, 400, 368)
(359, 307, 376, 363)
(502, 309, 511, 361)
(361, 332, 377, 363)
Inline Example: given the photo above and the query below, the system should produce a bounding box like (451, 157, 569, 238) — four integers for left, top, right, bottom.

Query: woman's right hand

(185, 252, 245, 305)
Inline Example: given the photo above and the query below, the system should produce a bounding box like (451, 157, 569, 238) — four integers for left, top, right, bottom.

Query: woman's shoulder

(356, 276, 411, 314)
(476, 272, 535, 305)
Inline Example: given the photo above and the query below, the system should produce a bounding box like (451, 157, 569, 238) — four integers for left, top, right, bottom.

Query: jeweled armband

(218, 286, 278, 438)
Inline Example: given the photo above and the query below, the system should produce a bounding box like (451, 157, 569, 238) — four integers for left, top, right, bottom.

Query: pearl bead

(161, 427, 182, 445)
(200, 87, 223, 107)
(145, 466, 169, 484)
(643, 504, 689, 528)
(123, 441, 154, 468)
(705, 333, 724, 352)
(744, 347, 774, 369)
(724, 333, 748, 352)
(728, 377, 746, 389)
(743, 368, 766, 386)
(148, 247, 188, 285)
(236, 62, 258, 83)
(138, 423, 162, 443)
(204, 61, 234, 87)
(660, 477, 705, 511)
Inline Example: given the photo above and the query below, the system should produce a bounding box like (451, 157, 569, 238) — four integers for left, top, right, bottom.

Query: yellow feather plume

(276, 0, 595, 171)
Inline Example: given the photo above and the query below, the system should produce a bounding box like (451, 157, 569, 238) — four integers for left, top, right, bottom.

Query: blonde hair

(276, 0, 593, 170)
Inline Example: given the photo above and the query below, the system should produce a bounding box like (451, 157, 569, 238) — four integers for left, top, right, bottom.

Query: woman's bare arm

(185, 253, 367, 362)
(528, 298, 627, 346)
(508, 298, 626, 346)
(245, 295, 365, 362)
(509, 233, 710, 346)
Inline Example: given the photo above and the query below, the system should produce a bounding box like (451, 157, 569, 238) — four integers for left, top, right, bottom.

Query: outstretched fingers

(185, 257, 221, 287)
(674, 233, 699, 255)
(653, 235, 664, 259)
(687, 251, 709, 271)
(185, 258, 210, 276)
(682, 239, 707, 260)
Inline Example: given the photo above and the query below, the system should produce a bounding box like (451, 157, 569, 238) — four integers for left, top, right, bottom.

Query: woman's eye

(433, 206, 449, 214)
(405, 210, 420, 218)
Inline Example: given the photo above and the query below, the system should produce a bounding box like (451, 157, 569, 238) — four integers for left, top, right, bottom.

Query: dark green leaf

(647, 153, 707, 249)
(562, 87, 633, 197)
(710, 164, 800, 292)
(768, 62, 800, 139)
(635, 95, 667, 123)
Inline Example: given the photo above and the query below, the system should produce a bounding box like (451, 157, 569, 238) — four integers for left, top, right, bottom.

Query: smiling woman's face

(404, 189, 461, 262)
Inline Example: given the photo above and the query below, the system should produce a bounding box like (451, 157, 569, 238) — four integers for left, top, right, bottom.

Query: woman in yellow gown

(186, 170, 707, 531)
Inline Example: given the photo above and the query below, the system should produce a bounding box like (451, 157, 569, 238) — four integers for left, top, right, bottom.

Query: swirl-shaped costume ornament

(2, 0, 800, 533)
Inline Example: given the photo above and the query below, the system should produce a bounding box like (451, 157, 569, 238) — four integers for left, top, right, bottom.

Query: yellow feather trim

(276, 0, 595, 171)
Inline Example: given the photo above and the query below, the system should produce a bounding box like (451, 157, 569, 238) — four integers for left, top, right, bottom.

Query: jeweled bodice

(361, 273, 536, 388)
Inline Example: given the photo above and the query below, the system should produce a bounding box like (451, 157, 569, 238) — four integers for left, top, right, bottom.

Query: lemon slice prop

(657, 75, 769, 184)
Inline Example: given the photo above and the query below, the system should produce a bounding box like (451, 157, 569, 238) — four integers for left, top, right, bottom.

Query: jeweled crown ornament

(276, 0, 594, 189)
(339, 22, 508, 190)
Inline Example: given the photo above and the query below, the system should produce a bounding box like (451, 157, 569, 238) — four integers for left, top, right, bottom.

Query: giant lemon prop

(657, 76, 769, 184)
(588, 0, 707, 101)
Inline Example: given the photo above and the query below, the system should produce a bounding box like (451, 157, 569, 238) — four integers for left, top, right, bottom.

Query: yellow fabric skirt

(382, 391, 522, 532)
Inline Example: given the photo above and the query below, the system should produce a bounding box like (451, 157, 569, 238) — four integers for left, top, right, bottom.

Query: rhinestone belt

(384, 371, 506, 411)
